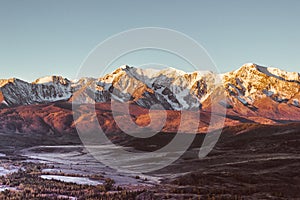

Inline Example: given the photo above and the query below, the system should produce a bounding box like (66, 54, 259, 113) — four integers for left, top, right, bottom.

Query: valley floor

(0, 123, 299, 199)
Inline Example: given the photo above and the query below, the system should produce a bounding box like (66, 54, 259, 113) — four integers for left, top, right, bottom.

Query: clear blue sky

(0, 0, 299, 81)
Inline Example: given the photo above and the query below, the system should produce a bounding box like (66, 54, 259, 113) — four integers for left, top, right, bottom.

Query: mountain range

(0, 63, 300, 135)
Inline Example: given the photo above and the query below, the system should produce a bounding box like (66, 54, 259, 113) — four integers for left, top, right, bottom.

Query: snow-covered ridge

(0, 76, 72, 106)
(223, 63, 300, 106)
(93, 66, 218, 109)
(0, 78, 18, 87)
(0, 63, 299, 110)
(266, 67, 299, 82)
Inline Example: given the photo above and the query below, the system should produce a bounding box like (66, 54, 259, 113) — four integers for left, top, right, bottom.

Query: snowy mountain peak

(223, 63, 300, 106)
(89, 66, 219, 110)
(0, 78, 15, 87)
(33, 76, 70, 85)
(120, 64, 130, 69)
(0, 78, 26, 87)
(264, 67, 300, 82)
(0, 63, 299, 110)
(239, 62, 257, 69)
(0, 76, 72, 107)
(231, 63, 299, 82)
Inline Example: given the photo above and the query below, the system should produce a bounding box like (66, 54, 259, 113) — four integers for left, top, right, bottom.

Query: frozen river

(20, 145, 161, 187)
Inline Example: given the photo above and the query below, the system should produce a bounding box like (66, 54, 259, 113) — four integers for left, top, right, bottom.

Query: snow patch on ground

(40, 175, 103, 186)
(0, 186, 17, 192)
(0, 166, 19, 176)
